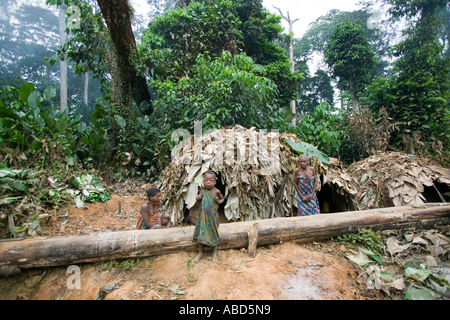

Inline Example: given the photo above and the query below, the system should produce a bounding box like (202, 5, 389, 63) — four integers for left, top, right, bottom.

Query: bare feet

(193, 244, 218, 262)
(193, 251, 203, 263)
(212, 247, 218, 262)
(193, 244, 203, 263)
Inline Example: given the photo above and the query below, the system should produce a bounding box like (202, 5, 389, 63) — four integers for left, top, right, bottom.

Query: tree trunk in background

(274, 7, 298, 125)
(351, 92, 359, 110)
(83, 71, 89, 105)
(59, 4, 68, 112)
(96, 0, 151, 116)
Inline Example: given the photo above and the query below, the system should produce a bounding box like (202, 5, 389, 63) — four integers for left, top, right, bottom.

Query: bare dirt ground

(0, 182, 384, 300)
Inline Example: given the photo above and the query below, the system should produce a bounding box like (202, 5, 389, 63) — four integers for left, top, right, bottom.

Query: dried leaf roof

(158, 125, 358, 224)
(347, 152, 450, 209)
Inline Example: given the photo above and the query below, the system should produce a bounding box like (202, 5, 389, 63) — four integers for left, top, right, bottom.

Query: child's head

(203, 170, 217, 190)
(146, 187, 162, 202)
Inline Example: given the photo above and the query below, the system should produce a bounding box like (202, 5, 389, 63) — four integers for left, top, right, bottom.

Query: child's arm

(140, 203, 152, 228)
(196, 190, 203, 201)
(214, 188, 224, 205)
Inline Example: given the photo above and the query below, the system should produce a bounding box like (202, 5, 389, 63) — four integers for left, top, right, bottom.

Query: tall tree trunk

(274, 7, 298, 125)
(83, 71, 89, 105)
(351, 92, 359, 110)
(59, 4, 68, 112)
(96, 0, 151, 116)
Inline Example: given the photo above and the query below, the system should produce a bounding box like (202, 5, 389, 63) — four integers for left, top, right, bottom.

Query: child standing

(193, 171, 224, 262)
(137, 187, 171, 229)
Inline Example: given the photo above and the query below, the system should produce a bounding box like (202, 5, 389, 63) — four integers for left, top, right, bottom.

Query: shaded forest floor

(0, 181, 447, 300)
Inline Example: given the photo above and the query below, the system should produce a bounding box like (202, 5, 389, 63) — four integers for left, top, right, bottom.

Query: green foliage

(295, 9, 389, 63)
(339, 227, 450, 300)
(101, 258, 140, 271)
(0, 165, 73, 238)
(106, 106, 173, 180)
(140, 0, 243, 79)
(72, 173, 111, 209)
(139, 0, 300, 107)
(295, 102, 345, 158)
(337, 227, 384, 256)
(283, 139, 330, 164)
(0, 83, 87, 169)
(324, 22, 377, 105)
(297, 69, 335, 116)
(151, 51, 279, 131)
(364, 0, 450, 165)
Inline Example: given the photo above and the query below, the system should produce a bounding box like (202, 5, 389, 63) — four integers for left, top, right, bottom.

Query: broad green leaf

(0, 168, 14, 178)
(0, 103, 21, 120)
(405, 266, 431, 282)
(360, 248, 384, 265)
(43, 86, 56, 101)
(379, 271, 393, 282)
(137, 116, 149, 129)
(404, 287, 438, 300)
(66, 156, 75, 166)
(12, 180, 26, 192)
(31, 137, 43, 150)
(19, 83, 35, 102)
(114, 115, 126, 128)
(27, 91, 40, 109)
(11, 226, 26, 234)
(31, 219, 41, 229)
(284, 138, 330, 164)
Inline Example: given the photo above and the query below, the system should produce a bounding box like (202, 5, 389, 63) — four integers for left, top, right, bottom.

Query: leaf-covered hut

(347, 152, 450, 209)
(158, 125, 359, 225)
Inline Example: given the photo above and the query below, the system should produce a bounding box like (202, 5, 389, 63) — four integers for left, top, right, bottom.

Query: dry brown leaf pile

(348, 152, 450, 209)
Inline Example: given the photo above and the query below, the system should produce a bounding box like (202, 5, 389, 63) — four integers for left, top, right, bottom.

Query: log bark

(0, 203, 449, 272)
(247, 223, 260, 257)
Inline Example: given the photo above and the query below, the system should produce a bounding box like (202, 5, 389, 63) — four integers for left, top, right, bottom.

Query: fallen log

(0, 203, 449, 272)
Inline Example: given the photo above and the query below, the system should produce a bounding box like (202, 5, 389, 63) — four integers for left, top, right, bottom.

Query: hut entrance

(291, 180, 356, 216)
(317, 184, 335, 213)
(316, 183, 355, 214)
(422, 182, 450, 203)
(215, 172, 229, 223)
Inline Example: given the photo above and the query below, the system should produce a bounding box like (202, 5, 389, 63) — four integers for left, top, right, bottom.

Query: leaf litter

(341, 226, 450, 299)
